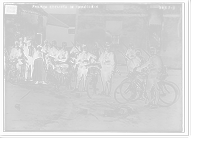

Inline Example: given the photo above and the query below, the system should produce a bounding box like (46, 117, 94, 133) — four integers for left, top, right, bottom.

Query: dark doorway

(149, 8, 163, 47)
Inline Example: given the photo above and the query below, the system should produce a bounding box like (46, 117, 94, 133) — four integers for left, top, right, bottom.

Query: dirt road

(5, 66, 182, 131)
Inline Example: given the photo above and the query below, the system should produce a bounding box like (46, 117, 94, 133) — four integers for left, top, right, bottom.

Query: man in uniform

(137, 46, 163, 108)
(49, 41, 59, 69)
(10, 41, 24, 73)
(133, 49, 145, 100)
(74, 44, 96, 92)
(99, 42, 116, 97)
(70, 40, 81, 72)
(41, 40, 50, 69)
(24, 40, 36, 81)
(56, 42, 72, 89)
(125, 43, 135, 74)
(92, 42, 101, 61)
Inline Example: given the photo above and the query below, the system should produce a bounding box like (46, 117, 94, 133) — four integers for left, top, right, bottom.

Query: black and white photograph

(1, 0, 190, 137)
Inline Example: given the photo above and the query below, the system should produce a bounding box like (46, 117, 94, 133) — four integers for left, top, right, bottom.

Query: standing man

(125, 43, 135, 74)
(137, 46, 163, 108)
(92, 42, 101, 63)
(41, 40, 50, 53)
(49, 41, 59, 69)
(70, 40, 81, 72)
(57, 42, 73, 89)
(41, 40, 50, 70)
(133, 49, 145, 100)
(49, 40, 59, 59)
(74, 44, 96, 92)
(24, 40, 36, 81)
(10, 41, 24, 73)
(99, 42, 116, 97)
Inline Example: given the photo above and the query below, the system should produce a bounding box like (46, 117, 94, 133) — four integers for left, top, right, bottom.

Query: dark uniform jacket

(125, 48, 135, 66)
(99, 51, 116, 71)
(76, 51, 97, 68)
(138, 55, 163, 79)
(24, 46, 36, 58)
(49, 46, 59, 59)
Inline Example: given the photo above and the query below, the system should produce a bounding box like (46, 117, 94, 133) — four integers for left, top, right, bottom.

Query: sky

(39, 4, 77, 14)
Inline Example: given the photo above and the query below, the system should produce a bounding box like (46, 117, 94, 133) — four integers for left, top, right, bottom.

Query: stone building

(75, 4, 182, 68)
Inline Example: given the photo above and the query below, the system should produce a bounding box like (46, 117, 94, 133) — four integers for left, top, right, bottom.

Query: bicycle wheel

(158, 81, 179, 107)
(120, 81, 139, 102)
(114, 83, 127, 104)
(86, 74, 103, 99)
(8, 69, 22, 84)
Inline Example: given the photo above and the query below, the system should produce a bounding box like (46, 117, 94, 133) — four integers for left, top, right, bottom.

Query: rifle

(100, 44, 121, 75)
(71, 42, 80, 53)
(117, 50, 134, 64)
(122, 42, 128, 50)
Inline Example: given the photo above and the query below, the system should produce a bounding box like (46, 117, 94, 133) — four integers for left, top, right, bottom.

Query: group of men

(7, 37, 163, 106)
(125, 44, 163, 107)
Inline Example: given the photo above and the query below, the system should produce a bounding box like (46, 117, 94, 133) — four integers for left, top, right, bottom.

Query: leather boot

(83, 80, 87, 92)
(107, 82, 111, 97)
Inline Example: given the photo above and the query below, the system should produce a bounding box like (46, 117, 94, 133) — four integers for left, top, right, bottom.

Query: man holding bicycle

(73, 44, 97, 92)
(55, 42, 72, 89)
(136, 47, 163, 107)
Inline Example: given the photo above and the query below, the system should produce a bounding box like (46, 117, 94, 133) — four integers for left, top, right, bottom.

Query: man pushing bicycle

(136, 47, 164, 107)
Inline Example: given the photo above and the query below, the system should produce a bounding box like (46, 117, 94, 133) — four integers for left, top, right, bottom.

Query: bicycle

(46, 57, 73, 92)
(7, 60, 25, 84)
(86, 63, 104, 99)
(114, 67, 180, 107)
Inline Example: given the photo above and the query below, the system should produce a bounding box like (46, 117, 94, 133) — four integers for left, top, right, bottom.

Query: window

(112, 35, 119, 45)
(69, 29, 75, 34)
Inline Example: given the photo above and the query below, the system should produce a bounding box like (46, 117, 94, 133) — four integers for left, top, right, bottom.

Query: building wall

(4, 12, 47, 47)
(75, 4, 148, 64)
(161, 4, 183, 68)
(75, 4, 182, 68)
(46, 25, 75, 47)
(68, 27, 76, 47)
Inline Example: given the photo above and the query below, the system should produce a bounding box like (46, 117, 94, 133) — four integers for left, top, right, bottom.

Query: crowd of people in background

(5, 35, 164, 106)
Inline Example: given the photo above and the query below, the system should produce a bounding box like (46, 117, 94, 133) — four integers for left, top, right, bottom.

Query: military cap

(82, 43, 87, 47)
(105, 42, 111, 46)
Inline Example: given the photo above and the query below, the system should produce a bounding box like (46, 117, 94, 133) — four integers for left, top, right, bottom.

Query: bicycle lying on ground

(114, 67, 180, 107)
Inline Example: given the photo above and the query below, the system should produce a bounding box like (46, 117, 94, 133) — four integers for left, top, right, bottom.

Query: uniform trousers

(146, 78, 160, 105)
(101, 69, 112, 93)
